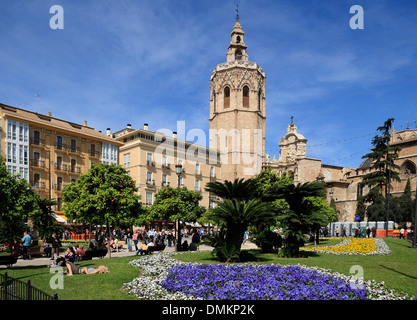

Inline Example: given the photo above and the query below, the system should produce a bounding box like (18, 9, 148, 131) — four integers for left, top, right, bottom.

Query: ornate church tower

(209, 14, 266, 182)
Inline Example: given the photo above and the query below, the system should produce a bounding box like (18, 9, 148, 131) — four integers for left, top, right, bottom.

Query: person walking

(133, 230, 139, 251)
(21, 231, 32, 260)
(50, 233, 61, 261)
(126, 228, 133, 252)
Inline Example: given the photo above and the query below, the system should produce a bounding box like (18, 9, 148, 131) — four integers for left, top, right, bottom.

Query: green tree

(359, 118, 401, 201)
(206, 198, 275, 261)
(148, 186, 204, 250)
(31, 198, 64, 241)
(269, 181, 329, 257)
(204, 178, 257, 201)
(393, 179, 415, 224)
(62, 163, 142, 257)
(0, 159, 40, 242)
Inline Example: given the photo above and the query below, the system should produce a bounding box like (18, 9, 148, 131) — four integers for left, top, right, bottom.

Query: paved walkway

(0, 241, 258, 269)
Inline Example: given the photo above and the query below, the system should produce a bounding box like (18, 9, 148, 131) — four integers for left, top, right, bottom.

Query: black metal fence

(0, 272, 58, 300)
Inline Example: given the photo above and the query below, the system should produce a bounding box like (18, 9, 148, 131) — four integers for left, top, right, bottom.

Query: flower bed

(123, 252, 413, 300)
(300, 238, 392, 255)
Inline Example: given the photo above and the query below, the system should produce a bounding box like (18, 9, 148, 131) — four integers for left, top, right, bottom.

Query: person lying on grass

(65, 261, 109, 276)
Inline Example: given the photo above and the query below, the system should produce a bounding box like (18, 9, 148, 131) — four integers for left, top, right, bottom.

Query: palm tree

(204, 178, 257, 201)
(207, 198, 275, 259)
(269, 182, 328, 257)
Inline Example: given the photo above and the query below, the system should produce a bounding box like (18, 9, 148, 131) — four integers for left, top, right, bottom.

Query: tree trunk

(225, 223, 246, 253)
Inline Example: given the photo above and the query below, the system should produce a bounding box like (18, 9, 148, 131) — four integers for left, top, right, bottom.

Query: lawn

(1, 238, 416, 300)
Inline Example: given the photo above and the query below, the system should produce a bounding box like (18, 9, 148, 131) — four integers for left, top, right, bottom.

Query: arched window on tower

(243, 85, 249, 107)
(212, 90, 216, 113)
(258, 89, 262, 111)
(224, 87, 230, 108)
(235, 50, 242, 60)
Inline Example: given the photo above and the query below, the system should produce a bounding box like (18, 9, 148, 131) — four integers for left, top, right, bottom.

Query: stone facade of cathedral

(264, 123, 417, 222)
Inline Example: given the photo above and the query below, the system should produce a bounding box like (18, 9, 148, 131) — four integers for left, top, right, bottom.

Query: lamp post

(413, 177, 417, 248)
(175, 163, 183, 251)
(386, 158, 392, 238)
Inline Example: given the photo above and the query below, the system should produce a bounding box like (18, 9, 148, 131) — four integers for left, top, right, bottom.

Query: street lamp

(413, 177, 417, 248)
(175, 163, 183, 251)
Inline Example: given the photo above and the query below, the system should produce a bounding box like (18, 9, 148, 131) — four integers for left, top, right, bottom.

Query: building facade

(111, 123, 222, 209)
(0, 103, 122, 220)
(266, 120, 417, 222)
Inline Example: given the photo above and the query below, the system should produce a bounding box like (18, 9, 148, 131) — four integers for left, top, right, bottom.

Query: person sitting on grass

(65, 261, 109, 276)
(135, 241, 148, 256)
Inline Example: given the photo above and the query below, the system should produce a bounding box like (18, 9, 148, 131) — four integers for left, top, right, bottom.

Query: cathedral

(209, 15, 417, 223)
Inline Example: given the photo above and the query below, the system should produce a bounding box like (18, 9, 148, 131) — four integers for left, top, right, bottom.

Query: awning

(54, 212, 68, 225)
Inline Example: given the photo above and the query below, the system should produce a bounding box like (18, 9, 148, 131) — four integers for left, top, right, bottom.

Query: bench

(136, 245, 166, 255)
(27, 246, 45, 259)
(0, 255, 19, 267)
(83, 249, 107, 260)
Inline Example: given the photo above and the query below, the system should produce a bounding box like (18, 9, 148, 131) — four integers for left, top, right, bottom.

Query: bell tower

(209, 14, 266, 182)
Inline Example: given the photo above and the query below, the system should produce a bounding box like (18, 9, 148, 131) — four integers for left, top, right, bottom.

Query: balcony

(30, 137, 45, 147)
(146, 160, 155, 167)
(54, 143, 67, 152)
(146, 179, 155, 186)
(161, 181, 170, 187)
(30, 159, 46, 169)
(30, 181, 46, 190)
(54, 163, 68, 172)
(162, 163, 171, 170)
(53, 183, 65, 192)
(69, 165, 81, 174)
(89, 150, 101, 158)
(68, 146, 81, 154)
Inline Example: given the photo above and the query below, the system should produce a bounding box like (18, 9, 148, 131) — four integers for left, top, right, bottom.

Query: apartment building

(0, 103, 122, 217)
(111, 123, 222, 209)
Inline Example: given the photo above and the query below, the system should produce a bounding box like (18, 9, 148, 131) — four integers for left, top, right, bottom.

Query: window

(33, 152, 40, 167)
(210, 166, 215, 178)
(90, 144, 96, 156)
(235, 50, 242, 60)
(57, 176, 63, 191)
(147, 153, 154, 166)
(195, 179, 200, 192)
(34, 131, 40, 145)
(162, 174, 167, 187)
(402, 160, 416, 177)
(56, 156, 62, 170)
(258, 89, 262, 111)
(70, 139, 77, 153)
(123, 153, 130, 168)
(162, 155, 168, 168)
(146, 192, 153, 206)
(224, 87, 230, 108)
(33, 173, 40, 187)
(195, 163, 200, 175)
(56, 136, 63, 150)
(147, 171, 153, 184)
(243, 85, 249, 107)
(70, 159, 76, 173)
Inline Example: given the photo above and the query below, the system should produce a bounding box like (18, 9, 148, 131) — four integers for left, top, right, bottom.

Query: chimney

(173, 131, 177, 139)
(47, 112, 52, 117)
(107, 128, 111, 136)
(127, 124, 132, 129)
(144, 123, 148, 131)
(83, 120, 87, 126)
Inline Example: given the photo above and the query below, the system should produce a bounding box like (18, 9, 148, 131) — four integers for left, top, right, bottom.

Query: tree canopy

(62, 163, 142, 230)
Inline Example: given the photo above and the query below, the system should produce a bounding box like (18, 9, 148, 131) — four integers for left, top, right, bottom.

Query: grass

(1, 237, 416, 299)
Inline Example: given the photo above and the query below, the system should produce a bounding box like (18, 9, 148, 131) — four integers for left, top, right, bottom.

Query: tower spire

(236, 2, 239, 22)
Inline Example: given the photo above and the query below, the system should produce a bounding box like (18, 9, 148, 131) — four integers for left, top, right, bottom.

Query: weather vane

(236, 2, 239, 21)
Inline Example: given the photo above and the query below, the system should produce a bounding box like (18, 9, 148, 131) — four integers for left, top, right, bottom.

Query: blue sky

(1, 0, 416, 169)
